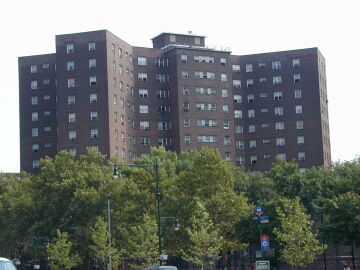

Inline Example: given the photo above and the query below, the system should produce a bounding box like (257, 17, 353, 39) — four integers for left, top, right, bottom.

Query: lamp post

(107, 164, 119, 270)
(32, 235, 49, 270)
(115, 158, 179, 265)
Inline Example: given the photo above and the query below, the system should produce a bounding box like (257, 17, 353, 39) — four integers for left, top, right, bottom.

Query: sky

(1, 0, 359, 172)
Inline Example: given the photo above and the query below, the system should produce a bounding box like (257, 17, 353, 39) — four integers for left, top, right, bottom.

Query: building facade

(19, 30, 331, 173)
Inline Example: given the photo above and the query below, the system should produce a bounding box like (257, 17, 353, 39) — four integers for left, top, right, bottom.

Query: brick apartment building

(18, 30, 331, 173)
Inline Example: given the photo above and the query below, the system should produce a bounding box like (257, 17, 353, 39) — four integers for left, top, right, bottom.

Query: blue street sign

(260, 215, 269, 223)
(261, 239, 270, 252)
(255, 205, 264, 216)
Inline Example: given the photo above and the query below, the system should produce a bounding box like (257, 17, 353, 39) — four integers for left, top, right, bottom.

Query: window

(156, 74, 166, 83)
(30, 65, 37, 73)
(249, 125, 256, 133)
(31, 96, 38, 105)
(224, 152, 231, 161)
(43, 79, 50, 85)
(260, 77, 267, 83)
(67, 43, 74, 54)
(196, 103, 216, 111)
(273, 76, 282, 85)
(197, 119, 218, 127)
(274, 91, 283, 100)
(69, 148, 77, 156)
(260, 92, 268, 98)
(138, 73, 147, 82)
(222, 105, 229, 113)
(157, 105, 168, 113)
(67, 61, 75, 71)
(194, 37, 201, 45)
(259, 62, 266, 67)
(68, 131, 76, 141)
(251, 156, 257, 164)
(237, 156, 245, 165)
(170, 35, 176, 42)
(140, 121, 150, 130)
(90, 93, 97, 103)
(294, 89, 302, 98)
(248, 109, 255, 118)
(139, 105, 149, 114)
(89, 59, 96, 69)
(296, 121, 304, 129)
(121, 132, 125, 142)
(297, 136, 304, 145)
(275, 122, 284, 130)
(68, 113, 76, 123)
(247, 94, 254, 103)
(262, 139, 271, 144)
(183, 102, 190, 112)
(88, 42, 96, 51)
(181, 55, 188, 63)
(249, 140, 256, 149)
(233, 80, 241, 88)
(157, 122, 168, 130)
(43, 111, 50, 117)
(295, 105, 303, 114)
(44, 126, 52, 134)
(195, 71, 215, 79)
(32, 128, 38, 137)
(119, 64, 123, 74)
(111, 43, 115, 54)
(298, 152, 306, 161)
(294, 74, 301, 83)
(246, 79, 254, 87)
(141, 137, 150, 146)
(43, 63, 49, 69)
(32, 144, 39, 153)
(293, 59, 300, 68)
(274, 107, 284, 116)
(234, 95, 242, 103)
(89, 76, 97, 86)
(299, 168, 306, 174)
(137, 57, 147, 65)
(223, 120, 230, 129)
(195, 87, 216, 95)
(182, 71, 189, 79)
(232, 65, 240, 72)
(261, 108, 268, 113)
(221, 89, 228, 97)
(44, 143, 52, 148)
(31, 80, 38, 89)
(235, 125, 243, 133)
(272, 61, 281, 70)
(68, 78, 75, 88)
(183, 87, 189, 96)
(224, 136, 231, 145)
(220, 58, 227, 66)
(32, 160, 40, 169)
(31, 112, 38, 121)
(246, 64, 253, 72)
(90, 112, 98, 121)
(184, 119, 191, 128)
(262, 123, 269, 128)
(158, 138, 168, 147)
(236, 141, 244, 149)
(184, 135, 191, 144)
(278, 153, 286, 161)
(155, 58, 165, 67)
(91, 129, 98, 139)
(139, 89, 148, 98)
(118, 48, 122, 57)
(194, 56, 214, 63)
(234, 110, 242, 118)
(276, 138, 285, 146)
(197, 135, 219, 143)
(264, 154, 271, 160)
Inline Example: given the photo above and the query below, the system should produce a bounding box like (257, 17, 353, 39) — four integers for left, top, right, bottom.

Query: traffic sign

(256, 261, 270, 270)
(255, 205, 264, 216)
(261, 239, 270, 252)
(260, 215, 269, 223)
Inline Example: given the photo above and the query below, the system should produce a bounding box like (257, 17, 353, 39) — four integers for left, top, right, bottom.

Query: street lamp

(115, 158, 179, 265)
(32, 235, 49, 270)
(107, 164, 119, 270)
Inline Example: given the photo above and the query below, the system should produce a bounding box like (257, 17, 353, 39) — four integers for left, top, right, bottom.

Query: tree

(89, 216, 120, 270)
(273, 197, 325, 268)
(48, 230, 80, 270)
(121, 214, 158, 269)
(181, 200, 223, 270)
(267, 158, 301, 198)
(320, 192, 360, 246)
